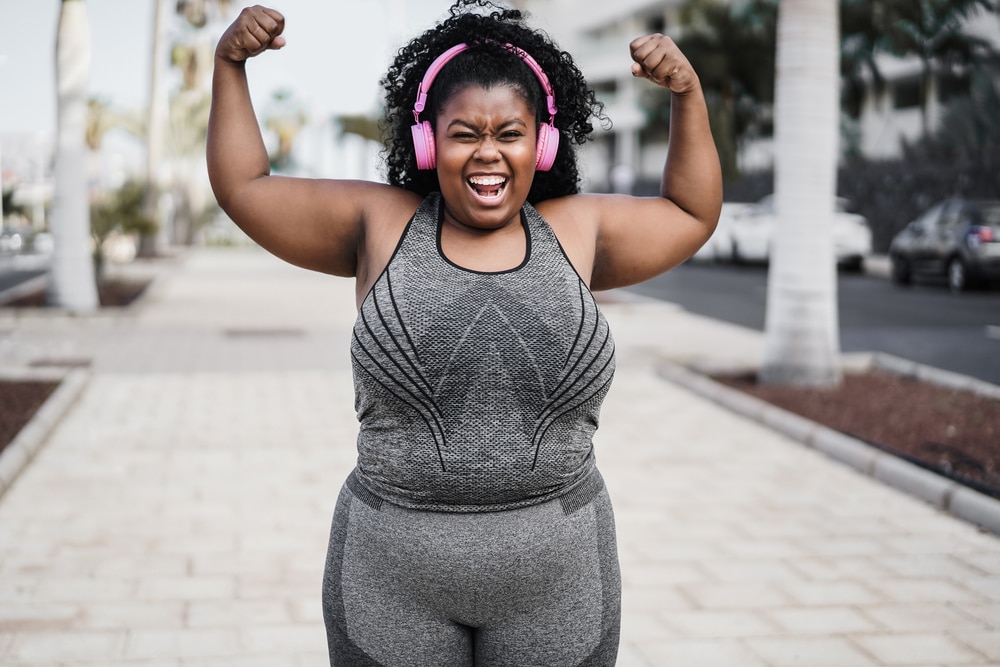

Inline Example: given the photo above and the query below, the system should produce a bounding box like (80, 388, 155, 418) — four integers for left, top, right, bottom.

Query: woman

(209, 1, 721, 665)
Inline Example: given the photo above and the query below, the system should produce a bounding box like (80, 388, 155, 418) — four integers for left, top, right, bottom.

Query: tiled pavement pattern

(0, 248, 997, 666)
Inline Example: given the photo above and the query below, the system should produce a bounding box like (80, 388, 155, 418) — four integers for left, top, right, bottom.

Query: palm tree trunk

(140, 0, 170, 257)
(48, 0, 99, 311)
(920, 59, 933, 138)
(760, 0, 842, 387)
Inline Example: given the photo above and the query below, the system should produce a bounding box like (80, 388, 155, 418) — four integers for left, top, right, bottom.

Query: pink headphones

(411, 42, 560, 171)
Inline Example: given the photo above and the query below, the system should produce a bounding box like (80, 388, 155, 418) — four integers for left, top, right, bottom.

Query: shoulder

(533, 194, 606, 286)
(355, 185, 426, 293)
(535, 192, 628, 245)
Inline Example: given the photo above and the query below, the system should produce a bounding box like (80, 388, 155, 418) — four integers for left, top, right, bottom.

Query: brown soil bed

(0, 381, 60, 456)
(0, 279, 150, 457)
(2, 278, 150, 308)
(717, 369, 1000, 499)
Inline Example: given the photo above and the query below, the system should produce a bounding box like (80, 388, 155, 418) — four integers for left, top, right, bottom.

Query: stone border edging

(0, 273, 48, 306)
(0, 368, 90, 498)
(657, 361, 1000, 536)
(869, 351, 1000, 400)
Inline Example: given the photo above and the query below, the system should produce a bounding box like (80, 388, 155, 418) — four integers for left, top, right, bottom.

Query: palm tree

(673, 0, 777, 180)
(892, 0, 994, 137)
(264, 90, 309, 172)
(48, 0, 99, 311)
(851, 0, 996, 137)
(163, 0, 232, 245)
(760, 0, 842, 387)
(141, 0, 170, 256)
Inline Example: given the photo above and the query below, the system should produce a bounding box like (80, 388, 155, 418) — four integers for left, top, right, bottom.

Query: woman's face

(434, 84, 538, 231)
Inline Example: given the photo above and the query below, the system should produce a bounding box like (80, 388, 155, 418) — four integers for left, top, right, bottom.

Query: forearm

(206, 57, 271, 212)
(661, 84, 722, 227)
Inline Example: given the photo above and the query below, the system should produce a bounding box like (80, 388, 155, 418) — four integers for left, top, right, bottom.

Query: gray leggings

(322, 469, 621, 666)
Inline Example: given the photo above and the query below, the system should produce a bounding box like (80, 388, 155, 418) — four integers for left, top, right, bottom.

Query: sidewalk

(0, 247, 998, 666)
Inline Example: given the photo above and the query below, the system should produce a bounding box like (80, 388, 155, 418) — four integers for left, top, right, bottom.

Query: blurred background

(0, 0, 998, 286)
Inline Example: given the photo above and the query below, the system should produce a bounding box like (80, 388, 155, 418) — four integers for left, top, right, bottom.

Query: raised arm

(207, 6, 391, 277)
(577, 34, 723, 291)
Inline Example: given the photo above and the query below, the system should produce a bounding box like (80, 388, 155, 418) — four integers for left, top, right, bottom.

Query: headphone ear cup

(535, 123, 560, 172)
(411, 121, 436, 170)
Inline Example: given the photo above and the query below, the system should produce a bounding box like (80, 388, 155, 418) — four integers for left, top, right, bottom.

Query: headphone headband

(412, 42, 558, 123)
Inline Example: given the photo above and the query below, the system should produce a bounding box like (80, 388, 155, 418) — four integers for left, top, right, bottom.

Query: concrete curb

(0, 273, 48, 306)
(869, 350, 1000, 400)
(657, 361, 1000, 536)
(0, 368, 90, 498)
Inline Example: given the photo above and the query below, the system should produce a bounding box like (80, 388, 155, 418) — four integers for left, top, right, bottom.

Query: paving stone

(660, 609, 778, 638)
(637, 638, 769, 666)
(854, 633, 988, 665)
(780, 580, 884, 606)
(765, 606, 880, 634)
(863, 602, 990, 632)
(2, 248, 999, 664)
(746, 636, 879, 667)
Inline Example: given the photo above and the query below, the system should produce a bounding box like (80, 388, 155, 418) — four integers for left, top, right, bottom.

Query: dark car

(888, 198, 1000, 293)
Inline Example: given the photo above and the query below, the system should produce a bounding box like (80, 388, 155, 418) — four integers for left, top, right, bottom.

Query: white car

(726, 195, 872, 271)
(691, 202, 754, 262)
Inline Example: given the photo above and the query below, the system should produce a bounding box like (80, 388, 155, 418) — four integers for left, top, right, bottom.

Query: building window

(938, 71, 971, 102)
(892, 77, 921, 109)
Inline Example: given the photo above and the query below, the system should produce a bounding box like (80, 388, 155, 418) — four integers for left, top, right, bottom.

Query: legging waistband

(345, 465, 607, 516)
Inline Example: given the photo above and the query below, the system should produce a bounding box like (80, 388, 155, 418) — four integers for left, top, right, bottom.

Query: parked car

(888, 198, 1000, 293)
(0, 228, 25, 255)
(0, 223, 53, 256)
(725, 195, 873, 271)
(691, 202, 753, 262)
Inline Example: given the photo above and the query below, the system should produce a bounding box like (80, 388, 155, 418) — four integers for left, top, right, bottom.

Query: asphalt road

(626, 260, 1000, 386)
(4, 253, 998, 385)
(0, 255, 49, 299)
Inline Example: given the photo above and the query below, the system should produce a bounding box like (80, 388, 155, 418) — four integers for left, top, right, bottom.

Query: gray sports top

(350, 193, 616, 512)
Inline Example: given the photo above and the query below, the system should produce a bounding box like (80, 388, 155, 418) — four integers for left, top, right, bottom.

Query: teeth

(468, 175, 507, 186)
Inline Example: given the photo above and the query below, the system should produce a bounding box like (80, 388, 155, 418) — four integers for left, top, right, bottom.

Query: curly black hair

(379, 0, 608, 204)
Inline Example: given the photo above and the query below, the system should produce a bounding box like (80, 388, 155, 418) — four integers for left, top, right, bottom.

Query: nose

(474, 136, 501, 162)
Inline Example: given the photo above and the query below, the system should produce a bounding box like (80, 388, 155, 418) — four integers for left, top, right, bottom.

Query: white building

(513, 0, 684, 191)
(852, 11, 1000, 158)
(515, 0, 1000, 191)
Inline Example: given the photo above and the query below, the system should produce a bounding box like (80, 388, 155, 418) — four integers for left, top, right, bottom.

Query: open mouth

(467, 175, 508, 199)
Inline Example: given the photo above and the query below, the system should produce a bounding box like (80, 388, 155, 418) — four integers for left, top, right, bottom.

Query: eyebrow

(446, 118, 529, 131)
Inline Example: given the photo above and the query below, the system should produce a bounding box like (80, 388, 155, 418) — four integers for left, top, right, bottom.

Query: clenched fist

(216, 5, 286, 63)
(629, 34, 699, 96)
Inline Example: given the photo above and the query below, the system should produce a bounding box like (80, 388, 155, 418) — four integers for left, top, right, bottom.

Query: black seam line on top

(371, 276, 430, 390)
(435, 204, 533, 275)
(553, 281, 594, 388)
(539, 324, 612, 430)
(351, 338, 447, 471)
(532, 200, 593, 290)
(356, 206, 420, 313)
(548, 282, 602, 404)
(350, 348, 447, 472)
(385, 271, 423, 366)
(532, 372, 615, 471)
(561, 279, 588, 371)
(352, 327, 446, 459)
(360, 304, 438, 411)
(531, 330, 614, 452)
(350, 335, 444, 443)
